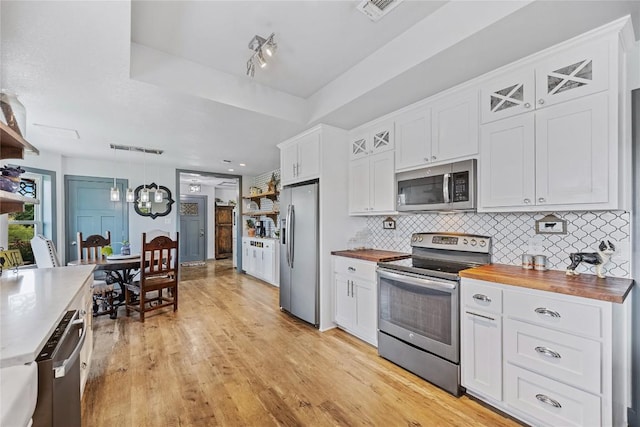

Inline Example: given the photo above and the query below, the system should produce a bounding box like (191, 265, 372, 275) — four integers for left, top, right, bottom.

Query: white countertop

(0, 265, 95, 367)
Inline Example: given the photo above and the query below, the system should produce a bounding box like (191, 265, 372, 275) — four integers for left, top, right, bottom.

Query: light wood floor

(82, 259, 518, 427)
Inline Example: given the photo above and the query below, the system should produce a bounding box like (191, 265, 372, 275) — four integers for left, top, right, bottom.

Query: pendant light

(125, 147, 135, 203)
(110, 147, 120, 201)
(154, 160, 163, 203)
(140, 150, 149, 203)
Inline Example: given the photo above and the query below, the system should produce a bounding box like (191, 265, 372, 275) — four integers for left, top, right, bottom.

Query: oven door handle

(377, 268, 457, 292)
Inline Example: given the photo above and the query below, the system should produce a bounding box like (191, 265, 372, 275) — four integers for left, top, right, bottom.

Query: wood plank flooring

(82, 259, 518, 426)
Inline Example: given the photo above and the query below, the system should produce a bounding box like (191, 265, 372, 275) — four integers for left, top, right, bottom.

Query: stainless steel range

(376, 232, 491, 396)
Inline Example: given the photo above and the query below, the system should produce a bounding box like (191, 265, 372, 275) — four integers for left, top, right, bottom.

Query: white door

(353, 279, 377, 345)
(296, 131, 321, 182)
(462, 310, 502, 401)
(349, 156, 371, 214)
(431, 90, 479, 162)
(535, 39, 610, 108)
(481, 69, 535, 123)
(335, 274, 354, 328)
(394, 107, 431, 171)
(480, 114, 535, 209)
(535, 92, 609, 206)
(262, 242, 274, 283)
(281, 144, 298, 185)
(369, 151, 395, 213)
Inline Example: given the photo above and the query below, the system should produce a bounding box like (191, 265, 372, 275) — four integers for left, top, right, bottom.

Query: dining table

(68, 254, 141, 318)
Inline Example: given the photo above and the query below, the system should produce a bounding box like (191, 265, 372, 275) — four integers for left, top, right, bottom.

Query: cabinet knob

(524, 198, 531, 204)
(81, 362, 87, 369)
(538, 197, 546, 203)
(524, 102, 531, 109)
(348, 266, 356, 272)
(538, 99, 545, 105)
(432, 155, 437, 160)
(424, 157, 429, 162)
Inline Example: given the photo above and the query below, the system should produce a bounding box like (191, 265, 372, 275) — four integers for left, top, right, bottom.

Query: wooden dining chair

(77, 231, 116, 316)
(125, 232, 179, 322)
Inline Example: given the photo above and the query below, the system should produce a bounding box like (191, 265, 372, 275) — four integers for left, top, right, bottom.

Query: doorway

(175, 170, 241, 267)
(65, 175, 128, 263)
(179, 195, 206, 263)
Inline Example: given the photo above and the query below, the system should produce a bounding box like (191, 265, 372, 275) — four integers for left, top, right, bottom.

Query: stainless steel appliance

(279, 180, 319, 326)
(255, 220, 266, 238)
(377, 232, 491, 396)
(33, 310, 86, 427)
(396, 159, 476, 212)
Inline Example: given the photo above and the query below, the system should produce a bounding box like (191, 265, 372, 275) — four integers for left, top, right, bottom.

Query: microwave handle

(443, 173, 451, 203)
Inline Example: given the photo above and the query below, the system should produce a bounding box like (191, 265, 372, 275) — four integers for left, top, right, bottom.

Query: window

(8, 174, 41, 265)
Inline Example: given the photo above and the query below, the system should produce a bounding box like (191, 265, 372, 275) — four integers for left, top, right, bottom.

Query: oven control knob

(463, 239, 468, 245)
(418, 236, 423, 242)
(479, 240, 486, 247)
(470, 239, 477, 246)
(412, 236, 418, 242)
(409, 333, 415, 339)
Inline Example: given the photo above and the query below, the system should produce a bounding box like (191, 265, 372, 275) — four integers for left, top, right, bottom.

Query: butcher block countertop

(331, 249, 411, 263)
(460, 263, 634, 304)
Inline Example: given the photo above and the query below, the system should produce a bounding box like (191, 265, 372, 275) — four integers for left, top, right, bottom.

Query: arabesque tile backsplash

(366, 211, 630, 278)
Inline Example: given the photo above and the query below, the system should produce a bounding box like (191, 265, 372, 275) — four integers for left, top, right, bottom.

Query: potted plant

(267, 172, 280, 193)
(246, 219, 256, 237)
(120, 239, 131, 255)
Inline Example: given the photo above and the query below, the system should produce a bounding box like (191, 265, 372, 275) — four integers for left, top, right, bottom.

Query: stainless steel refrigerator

(279, 180, 319, 326)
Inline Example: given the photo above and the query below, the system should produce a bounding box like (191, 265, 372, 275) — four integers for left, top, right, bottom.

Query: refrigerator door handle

(290, 205, 295, 268)
(286, 204, 292, 267)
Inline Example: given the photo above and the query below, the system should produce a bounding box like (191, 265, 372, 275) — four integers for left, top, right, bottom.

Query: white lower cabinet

(461, 278, 629, 427)
(70, 277, 93, 396)
(333, 256, 377, 346)
(242, 238, 279, 286)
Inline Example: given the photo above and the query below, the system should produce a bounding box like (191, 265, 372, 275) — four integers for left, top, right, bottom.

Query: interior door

(179, 196, 206, 263)
(65, 176, 128, 263)
(214, 205, 233, 259)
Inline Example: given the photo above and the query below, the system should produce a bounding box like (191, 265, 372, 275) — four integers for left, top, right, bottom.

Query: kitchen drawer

(333, 256, 376, 281)
(504, 290, 602, 338)
(504, 319, 601, 394)
(461, 279, 502, 314)
(505, 364, 601, 427)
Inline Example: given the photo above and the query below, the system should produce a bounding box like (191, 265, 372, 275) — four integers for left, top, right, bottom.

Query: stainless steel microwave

(396, 159, 476, 212)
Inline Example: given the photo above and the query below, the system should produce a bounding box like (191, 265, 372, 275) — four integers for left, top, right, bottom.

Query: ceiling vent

(356, 0, 404, 21)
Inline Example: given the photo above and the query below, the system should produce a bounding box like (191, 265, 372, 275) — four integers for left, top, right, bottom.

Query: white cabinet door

(394, 107, 431, 171)
(348, 156, 371, 214)
(262, 243, 274, 283)
(369, 151, 395, 213)
(535, 39, 609, 109)
(353, 279, 377, 345)
(281, 144, 298, 186)
(462, 310, 502, 401)
(296, 132, 321, 182)
(480, 114, 535, 209)
(335, 274, 355, 328)
(481, 69, 535, 123)
(370, 122, 394, 154)
(535, 92, 609, 206)
(350, 132, 369, 160)
(431, 91, 479, 162)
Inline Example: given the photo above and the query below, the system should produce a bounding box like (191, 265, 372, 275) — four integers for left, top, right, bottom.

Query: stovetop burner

(377, 232, 492, 281)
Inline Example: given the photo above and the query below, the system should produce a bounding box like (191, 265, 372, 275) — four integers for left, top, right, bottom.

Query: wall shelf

(242, 189, 279, 222)
(0, 190, 40, 215)
(0, 122, 39, 160)
(242, 190, 278, 202)
(244, 210, 279, 222)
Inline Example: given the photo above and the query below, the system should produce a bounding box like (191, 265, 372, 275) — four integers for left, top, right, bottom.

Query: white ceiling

(1, 1, 639, 177)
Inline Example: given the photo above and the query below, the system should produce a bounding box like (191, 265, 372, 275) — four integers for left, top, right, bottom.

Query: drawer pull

(534, 307, 561, 318)
(536, 393, 562, 408)
(535, 346, 562, 359)
(348, 267, 356, 272)
(472, 294, 491, 303)
(465, 311, 495, 321)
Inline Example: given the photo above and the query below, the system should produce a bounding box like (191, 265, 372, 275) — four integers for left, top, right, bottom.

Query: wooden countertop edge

(460, 264, 634, 304)
(331, 250, 411, 263)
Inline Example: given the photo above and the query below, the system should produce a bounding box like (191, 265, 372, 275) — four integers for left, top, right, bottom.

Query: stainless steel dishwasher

(33, 310, 87, 427)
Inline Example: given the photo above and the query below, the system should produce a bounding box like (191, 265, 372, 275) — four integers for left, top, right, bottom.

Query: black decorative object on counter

(566, 240, 616, 279)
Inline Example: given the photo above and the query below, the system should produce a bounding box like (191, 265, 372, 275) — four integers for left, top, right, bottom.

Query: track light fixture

(246, 32, 277, 77)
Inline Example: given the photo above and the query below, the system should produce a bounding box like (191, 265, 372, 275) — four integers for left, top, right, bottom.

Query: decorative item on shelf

(245, 200, 259, 212)
(267, 172, 280, 193)
(535, 213, 567, 234)
(0, 165, 24, 193)
(566, 240, 616, 279)
(249, 186, 262, 196)
(246, 219, 256, 237)
(229, 199, 236, 206)
(382, 217, 396, 230)
(0, 90, 26, 137)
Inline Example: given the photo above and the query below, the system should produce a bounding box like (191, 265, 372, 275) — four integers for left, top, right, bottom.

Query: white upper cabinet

(350, 121, 394, 160)
(394, 107, 431, 171)
(481, 39, 610, 124)
(349, 150, 395, 215)
(280, 130, 321, 186)
(431, 90, 479, 163)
